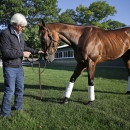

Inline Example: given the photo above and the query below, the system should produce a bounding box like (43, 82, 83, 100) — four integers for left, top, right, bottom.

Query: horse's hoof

(126, 91, 130, 94)
(62, 97, 68, 104)
(86, 101, 93, 106)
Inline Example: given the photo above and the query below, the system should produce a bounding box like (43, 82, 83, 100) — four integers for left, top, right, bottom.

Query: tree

(59, 9, 75, 24)
(59, 1, 126, 30)
(74, 1, 118, 29)
(104, 20, 126, 30)
(0, 0, 60, 48)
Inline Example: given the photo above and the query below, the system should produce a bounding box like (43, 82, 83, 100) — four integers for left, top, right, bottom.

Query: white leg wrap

(64, 82, 74, 98)
(127, 77, 130, 91)
(88, 86, 95, 101)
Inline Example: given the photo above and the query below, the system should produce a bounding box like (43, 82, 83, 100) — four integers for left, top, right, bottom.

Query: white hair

(10, 13, 27, 26)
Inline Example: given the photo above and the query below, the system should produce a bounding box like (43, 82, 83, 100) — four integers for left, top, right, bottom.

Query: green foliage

(105, 20, 126, 30)
(0, 0, 23, 26)
(75, 5, 91, 24)
(0, 0, 60, 48)
(59, 41, 66, 46)
(61, 1, 126, 30)
(89, 1, 117, 22)
(91, 21, 110, 30)
(59, 10, 75, 24)
(0, 66, 130, 130)
(74, 1, 117, 26)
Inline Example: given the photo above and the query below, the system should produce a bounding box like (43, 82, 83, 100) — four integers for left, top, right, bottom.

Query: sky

(57, 0, 130, 26)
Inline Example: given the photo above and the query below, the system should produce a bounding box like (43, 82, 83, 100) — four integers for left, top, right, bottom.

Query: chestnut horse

(39, 20, 130, 105)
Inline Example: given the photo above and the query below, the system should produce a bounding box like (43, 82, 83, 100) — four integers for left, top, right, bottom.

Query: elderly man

(0, 13, 43, 117)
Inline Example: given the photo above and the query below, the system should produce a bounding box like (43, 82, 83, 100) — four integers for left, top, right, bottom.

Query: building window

(63, 51, 67, 57)
(55, 50, 74, 59)
(68, 50, 74, 57)
(55, 52, 62, 58)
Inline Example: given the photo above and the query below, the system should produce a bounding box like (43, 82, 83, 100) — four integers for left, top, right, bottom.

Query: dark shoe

(0, 114, 11, 118)
(86, 101, 93, 106)
(63, 97, 69, 104)
(11, 106, 16, 110)
(126, 91, 130, 94)
(11, 107, 24, 112)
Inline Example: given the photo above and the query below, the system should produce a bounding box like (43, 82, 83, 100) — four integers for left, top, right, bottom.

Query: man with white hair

(0, 13, 43, 117)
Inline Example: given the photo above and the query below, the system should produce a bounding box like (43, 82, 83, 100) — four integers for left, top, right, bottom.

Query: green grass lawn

(0, 65, 130, 130)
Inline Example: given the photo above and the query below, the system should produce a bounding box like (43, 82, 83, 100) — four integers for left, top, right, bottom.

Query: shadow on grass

(23, 91, 129, 105)
(25, 84, 65, 91)
(24, 83, 127, 95)
(23, 94, 88, 105)
(95, 90, 126, 95)
(0, 82, 127, 96)
(0, 81, 128, 106)
(23, 94, 63, 104)
(22, 83, 127, 105)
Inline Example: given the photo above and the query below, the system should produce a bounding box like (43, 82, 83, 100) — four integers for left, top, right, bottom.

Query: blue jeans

(1, 66, 24, 117)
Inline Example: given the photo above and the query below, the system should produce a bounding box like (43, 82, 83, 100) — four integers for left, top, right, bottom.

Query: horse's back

(81, 26, 130, 63)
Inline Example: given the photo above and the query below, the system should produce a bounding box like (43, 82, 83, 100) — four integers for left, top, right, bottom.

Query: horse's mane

(47, 22, 130, 32)
(47, 22, 98, 28)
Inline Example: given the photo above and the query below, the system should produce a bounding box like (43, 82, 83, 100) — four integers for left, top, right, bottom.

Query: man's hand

(38, 50, 44, 54)
(23, 51, 31, 58)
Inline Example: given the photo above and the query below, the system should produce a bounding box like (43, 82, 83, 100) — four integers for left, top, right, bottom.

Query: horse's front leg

(86, 59, 96, 105)
(63, 63, 86, 104)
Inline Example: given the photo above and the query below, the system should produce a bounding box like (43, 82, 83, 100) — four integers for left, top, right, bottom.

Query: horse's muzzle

(43, 53, 54, 63)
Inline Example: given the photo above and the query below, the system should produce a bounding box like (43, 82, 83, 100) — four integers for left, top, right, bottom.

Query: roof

(58, 44, 69, 49)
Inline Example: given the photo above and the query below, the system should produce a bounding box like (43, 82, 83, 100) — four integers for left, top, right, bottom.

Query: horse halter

(44, 25, 58, 56)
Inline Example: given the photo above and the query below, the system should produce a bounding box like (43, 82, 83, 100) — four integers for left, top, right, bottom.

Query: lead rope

(27, 54, 47, 99)
(38, 62, 42, 99)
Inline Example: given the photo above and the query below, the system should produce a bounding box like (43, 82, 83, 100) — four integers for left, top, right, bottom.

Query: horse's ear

(42, 20, 46, 26)
(38, 19, 46, 27)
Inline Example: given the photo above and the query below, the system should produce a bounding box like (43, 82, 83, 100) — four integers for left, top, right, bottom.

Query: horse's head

(38, 20, 60, 62)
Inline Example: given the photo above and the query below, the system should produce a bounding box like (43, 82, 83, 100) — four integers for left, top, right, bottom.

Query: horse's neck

(59, 31, 80, 46)
(59, 26, 83, 46)
(49, 24, 84, 46)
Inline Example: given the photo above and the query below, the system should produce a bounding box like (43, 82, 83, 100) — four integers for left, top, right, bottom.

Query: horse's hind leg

(122, 51, 130, 94)
(63, 63, 86, 104)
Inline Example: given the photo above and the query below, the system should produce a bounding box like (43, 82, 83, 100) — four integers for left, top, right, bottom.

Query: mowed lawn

(0, 65, 130, 130)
